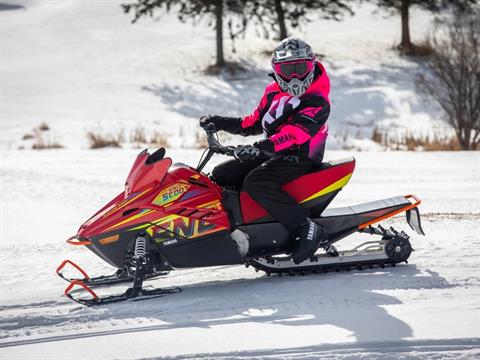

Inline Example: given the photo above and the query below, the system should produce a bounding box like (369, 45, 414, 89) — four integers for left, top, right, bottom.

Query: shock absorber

(131, 235, 148, 295)
(134, 235, 147, 261)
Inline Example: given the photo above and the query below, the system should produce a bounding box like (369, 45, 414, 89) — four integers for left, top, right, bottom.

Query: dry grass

(87, 127, 169, 149)
(22, 122, 51, 141)
(194, 131, 208, 149)
(371, 127, 463, 151)
(404, 134, 462, 151)
(31, 130, 63, 150)
(149, 131, 169, 148)
(396, 41, 434, 57)
(86, 130, 124, 149)
(130, 127, 147, 143)
(38, 122, 50, 131)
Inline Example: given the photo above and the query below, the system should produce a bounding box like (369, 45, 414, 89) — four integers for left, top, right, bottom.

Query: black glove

(233, 145, 262, 163)
(199, 114, 225, 132)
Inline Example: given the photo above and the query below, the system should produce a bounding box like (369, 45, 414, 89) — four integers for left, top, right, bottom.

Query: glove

(233, 145, 262, 163)
(199, 114, 225, 131)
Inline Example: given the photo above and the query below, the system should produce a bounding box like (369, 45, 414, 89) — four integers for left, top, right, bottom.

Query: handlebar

(195, 123, 236, 172)
(204, 124, 236, 156)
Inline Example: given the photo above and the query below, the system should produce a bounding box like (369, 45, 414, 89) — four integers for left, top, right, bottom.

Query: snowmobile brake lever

(56, 259, 90, 282)
(64, 280, 99, 306)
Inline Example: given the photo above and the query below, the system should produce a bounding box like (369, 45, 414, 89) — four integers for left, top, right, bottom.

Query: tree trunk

(215, 0, 225, 67)
(274, 0, 287, 40)
(399, 0, 413, 52)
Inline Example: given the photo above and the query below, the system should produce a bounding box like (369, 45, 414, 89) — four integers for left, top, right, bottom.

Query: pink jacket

(225, 60, 330, 163)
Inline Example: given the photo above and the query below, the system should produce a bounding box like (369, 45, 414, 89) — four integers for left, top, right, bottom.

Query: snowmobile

(57, 124, 425, 306)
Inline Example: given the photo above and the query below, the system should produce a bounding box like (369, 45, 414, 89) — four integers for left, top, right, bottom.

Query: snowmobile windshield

(125, 150, 172, 196)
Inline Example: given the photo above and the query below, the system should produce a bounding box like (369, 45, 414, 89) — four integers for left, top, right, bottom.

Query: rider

(200, 37, 331, 264)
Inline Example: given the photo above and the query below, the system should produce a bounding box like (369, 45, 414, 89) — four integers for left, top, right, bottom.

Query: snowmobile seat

(321, 196, 411, 218)
(313, 157, 355, 172)
(237, 157, 356, 224)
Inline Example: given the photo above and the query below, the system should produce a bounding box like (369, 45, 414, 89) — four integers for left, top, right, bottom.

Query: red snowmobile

(57, 125, 425, 305)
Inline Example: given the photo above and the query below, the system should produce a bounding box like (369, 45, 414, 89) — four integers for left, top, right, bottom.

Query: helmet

(271, 37, 316, 97)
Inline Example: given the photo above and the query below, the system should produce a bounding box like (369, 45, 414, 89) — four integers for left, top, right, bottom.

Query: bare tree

(416, 17, 480, 150)
(367, 0, 477, 54)
(122, 0, 246, 69)
(247, 0, 354, 41)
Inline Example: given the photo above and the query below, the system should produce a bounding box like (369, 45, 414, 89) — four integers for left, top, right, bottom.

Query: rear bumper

(317, 194, 424, 240)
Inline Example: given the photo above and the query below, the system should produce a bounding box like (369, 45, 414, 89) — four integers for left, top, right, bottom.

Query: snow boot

(292, 218, 329, 264)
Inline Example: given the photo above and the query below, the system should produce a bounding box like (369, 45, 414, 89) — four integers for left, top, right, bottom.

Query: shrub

(371, 128, 463, 151)
(149, 131, 169, 148)
(31, 130, 63, 149)
(416, 16, 480, 150)
(130, 127, 148, 143)
(38, 122, 50, 131)
(86, 130, 124, 149)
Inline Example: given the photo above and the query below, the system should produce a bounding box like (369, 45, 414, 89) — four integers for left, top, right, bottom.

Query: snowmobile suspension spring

(134, 236, 147, 260)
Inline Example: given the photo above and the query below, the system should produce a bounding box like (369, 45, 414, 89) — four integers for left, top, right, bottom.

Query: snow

(1, 0, 480, 359)
(0, 149, 479, 359)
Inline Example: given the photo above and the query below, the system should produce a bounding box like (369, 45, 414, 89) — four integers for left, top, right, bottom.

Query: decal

(300, 173, 353, 204)
(152, 183, 190, 206)
(102, 188, 152, 218)
(162, 239, 178, 246)
(128, 200, 225, 238)
(199, 200, 223, 211)
(262, 96, 301, 131)
(105, 208, 155, 232)
(153, 216, 224, 245)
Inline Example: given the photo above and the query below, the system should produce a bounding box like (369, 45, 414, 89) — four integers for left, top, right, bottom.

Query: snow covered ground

(1, 0, 480, 358)
(0, 149, 479, 359)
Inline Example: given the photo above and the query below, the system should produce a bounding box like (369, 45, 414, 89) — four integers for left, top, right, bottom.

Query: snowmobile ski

(63, 235, 181, 306)
(64, 279, 181, 306)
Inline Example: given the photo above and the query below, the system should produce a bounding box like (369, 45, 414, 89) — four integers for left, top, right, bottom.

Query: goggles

(273, 60, 314, 80)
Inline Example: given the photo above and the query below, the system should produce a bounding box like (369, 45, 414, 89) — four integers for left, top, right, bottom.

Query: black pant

(212, 155, 316, 231)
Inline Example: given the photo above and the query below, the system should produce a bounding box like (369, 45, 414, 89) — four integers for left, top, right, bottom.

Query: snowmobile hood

(77, 149, 172, 237)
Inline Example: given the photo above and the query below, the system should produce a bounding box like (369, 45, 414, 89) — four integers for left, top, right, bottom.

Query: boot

(292, 218, 329, 264)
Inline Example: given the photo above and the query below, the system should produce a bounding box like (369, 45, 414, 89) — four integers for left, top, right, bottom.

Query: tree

(415, 16, 480, 150)
(248, 0, 354, 41)
(122, 0, 245, 68)
(369, 0, 478, 54)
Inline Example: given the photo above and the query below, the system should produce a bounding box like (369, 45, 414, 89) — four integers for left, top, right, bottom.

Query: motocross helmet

(271, 37, 316, 97)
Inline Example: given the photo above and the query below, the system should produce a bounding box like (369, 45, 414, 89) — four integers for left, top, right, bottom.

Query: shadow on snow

(1, 265, 450, 347)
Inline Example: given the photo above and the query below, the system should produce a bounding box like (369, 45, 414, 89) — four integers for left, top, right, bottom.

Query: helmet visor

(274, 60, 314, 80)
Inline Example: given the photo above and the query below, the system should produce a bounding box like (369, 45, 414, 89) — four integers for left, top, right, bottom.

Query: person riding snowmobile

(200, 37, 332, 264)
